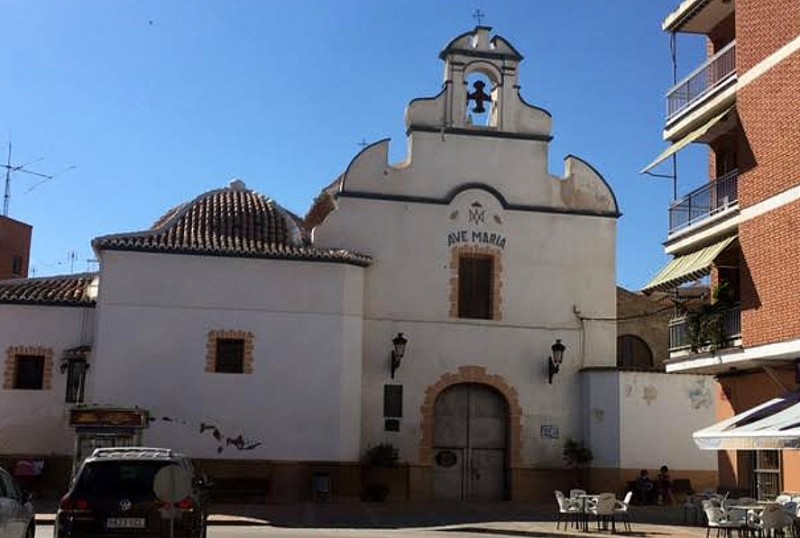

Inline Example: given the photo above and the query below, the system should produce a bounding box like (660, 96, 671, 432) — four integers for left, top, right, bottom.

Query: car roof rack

(89, 447, 175, 459)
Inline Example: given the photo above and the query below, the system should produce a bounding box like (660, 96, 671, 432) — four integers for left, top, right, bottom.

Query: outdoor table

(575, 494, 600, 532)
(729, 503, 769, 512)
(727, 504, 768, 532)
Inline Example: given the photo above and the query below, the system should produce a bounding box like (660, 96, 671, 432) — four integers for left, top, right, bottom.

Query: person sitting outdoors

(656, 464, 676, 505)
(635, 469, 654, 505)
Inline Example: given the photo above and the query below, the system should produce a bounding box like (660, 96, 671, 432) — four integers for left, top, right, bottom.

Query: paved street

(32, 501, 715, 538)
(36, 523, 712, 538)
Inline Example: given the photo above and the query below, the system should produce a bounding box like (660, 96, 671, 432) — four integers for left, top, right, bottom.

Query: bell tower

(440, 26, 523, 130)
(405, 27, 551, 138)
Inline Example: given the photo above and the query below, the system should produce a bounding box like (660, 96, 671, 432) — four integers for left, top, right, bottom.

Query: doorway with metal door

(432, 383, 509, 500)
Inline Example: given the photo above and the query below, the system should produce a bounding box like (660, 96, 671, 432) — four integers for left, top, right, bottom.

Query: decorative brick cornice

(418, 366, 521, 466)
(205, 330, 255, 374)
(3, 345, 54, 390)
(448, 246, 503, 320)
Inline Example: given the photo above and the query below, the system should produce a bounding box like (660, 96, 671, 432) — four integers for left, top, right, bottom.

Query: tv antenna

(2, 140, 75, 217)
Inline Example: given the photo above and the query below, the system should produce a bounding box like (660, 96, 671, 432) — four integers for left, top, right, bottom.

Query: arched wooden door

(432, 383, 508, 500)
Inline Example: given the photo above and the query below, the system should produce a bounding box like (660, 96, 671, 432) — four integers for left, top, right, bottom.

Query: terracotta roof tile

(0, 273, 97, 307)
(92, 181, 370, 267)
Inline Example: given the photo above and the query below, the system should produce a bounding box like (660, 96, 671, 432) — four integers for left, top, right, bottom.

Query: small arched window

(617, 335, 653, 368)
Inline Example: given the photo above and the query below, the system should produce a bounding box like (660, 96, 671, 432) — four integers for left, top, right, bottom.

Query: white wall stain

(643, 385, 658, 405)
(687, 379, 713, 409)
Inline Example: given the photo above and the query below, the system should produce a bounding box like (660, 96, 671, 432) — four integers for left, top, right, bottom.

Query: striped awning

(642, 236, 737, 293)
(641, 107, 735, 174)
(694, 391, 800, 450)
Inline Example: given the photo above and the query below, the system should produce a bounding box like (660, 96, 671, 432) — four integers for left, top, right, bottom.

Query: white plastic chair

(781, 501, 797, 516)
(614, 491, 633, 532)
(570, 488, 587, 499)
(724, 504, 749, 529)
(775, 494, 792, 505)
(589, 492, 618, 533)
(751, 503, 794, 537)
(702, 502, 742, 538)
(554, 490, 582, 530)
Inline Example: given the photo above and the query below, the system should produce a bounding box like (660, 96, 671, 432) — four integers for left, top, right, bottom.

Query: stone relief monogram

(468, 202, 486, 225)
(447, 201, 507, 248)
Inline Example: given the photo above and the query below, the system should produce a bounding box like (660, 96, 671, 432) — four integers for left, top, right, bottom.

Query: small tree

(563, 439, 593, 469)
(363, 441, 398, 468)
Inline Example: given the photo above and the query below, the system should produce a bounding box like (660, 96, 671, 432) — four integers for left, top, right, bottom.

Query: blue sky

(1, 1, 709, 289)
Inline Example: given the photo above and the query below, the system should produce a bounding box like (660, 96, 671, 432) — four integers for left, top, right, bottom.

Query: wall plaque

(540, 425, 559, 440)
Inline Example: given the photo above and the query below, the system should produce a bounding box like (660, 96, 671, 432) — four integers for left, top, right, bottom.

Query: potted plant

(563, 439, 593, 492)
(361, 442, 398, 502)
(563, 439, 593, 469)
(679, 282, 734, 354)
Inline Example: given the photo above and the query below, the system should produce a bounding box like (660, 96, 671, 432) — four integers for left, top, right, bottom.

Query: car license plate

(106, 517, 146, 529)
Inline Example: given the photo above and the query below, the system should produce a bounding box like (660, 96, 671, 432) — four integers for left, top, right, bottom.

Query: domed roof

(93, 180, 370, 266)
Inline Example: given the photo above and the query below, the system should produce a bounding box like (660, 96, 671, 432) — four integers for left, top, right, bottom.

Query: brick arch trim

(419, 366, 522, 466)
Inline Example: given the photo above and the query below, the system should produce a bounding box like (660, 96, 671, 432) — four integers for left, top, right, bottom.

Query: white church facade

(0, 27, 717, 502)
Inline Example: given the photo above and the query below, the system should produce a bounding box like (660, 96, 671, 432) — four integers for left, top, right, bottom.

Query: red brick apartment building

(642, 0, 800, 498)
(0, 216, 31, 281)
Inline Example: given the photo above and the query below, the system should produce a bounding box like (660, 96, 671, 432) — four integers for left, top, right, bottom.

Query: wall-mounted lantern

(390, 333, 408, 379)
(547, 339, 566, 384)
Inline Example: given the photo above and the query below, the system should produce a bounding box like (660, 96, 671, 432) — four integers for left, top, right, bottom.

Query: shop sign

(69, 408, 149, 428)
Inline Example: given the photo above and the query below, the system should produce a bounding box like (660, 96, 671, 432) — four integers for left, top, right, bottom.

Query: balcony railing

(668, 169, 739, 233)
(667, 41, 736, 122)
(669, 305, 741, 351)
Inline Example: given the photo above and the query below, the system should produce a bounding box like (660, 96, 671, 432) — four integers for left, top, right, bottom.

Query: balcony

(669, 169, 738, 234)
(669, 304, 741, 351)
(667, 41, 736, 123)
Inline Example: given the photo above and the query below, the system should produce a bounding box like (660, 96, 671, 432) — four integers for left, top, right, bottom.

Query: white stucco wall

(580, 370, 622, 469)
(582, 370, 717, 471)
(89, 251, 364, 462)
(315, 131, 617, 468)
(0, 304, 93, 455)
(619, 371, 717, 471)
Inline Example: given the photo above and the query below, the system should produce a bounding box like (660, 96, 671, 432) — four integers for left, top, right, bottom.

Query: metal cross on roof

(472, 9, 486, 26)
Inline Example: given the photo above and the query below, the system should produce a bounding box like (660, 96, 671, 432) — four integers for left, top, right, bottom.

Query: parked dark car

(0, 465, 35, 538)
(55, 447, 209, 538)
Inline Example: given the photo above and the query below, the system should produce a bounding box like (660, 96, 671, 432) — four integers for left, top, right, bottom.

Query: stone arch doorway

(432, 383, 509, 500)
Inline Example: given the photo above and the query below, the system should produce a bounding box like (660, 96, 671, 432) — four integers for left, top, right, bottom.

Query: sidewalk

(35, 500, 710, 535)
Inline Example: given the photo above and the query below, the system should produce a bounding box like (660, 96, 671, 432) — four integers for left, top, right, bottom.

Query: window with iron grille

(752, 450, 781, 501)
(215, 339, 245, 373)
(458, 254, 493, 319)
(65, 359, 89, 403)
(14, 355, 44, 390)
